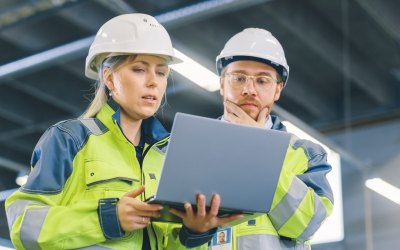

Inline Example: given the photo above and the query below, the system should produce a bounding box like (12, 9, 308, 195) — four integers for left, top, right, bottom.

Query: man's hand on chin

(224, 100, 269, 128)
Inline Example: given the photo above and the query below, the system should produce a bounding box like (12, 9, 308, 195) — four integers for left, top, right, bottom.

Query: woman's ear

(103, 67, 114, 91)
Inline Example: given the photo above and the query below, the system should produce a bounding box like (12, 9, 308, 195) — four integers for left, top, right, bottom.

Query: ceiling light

(170, 49, 220, 92)
(365, 178, 400, 205)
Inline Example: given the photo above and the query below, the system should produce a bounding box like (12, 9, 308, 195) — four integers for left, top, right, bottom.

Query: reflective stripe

(80, 119, 104, 135)
(6, 200, 42, 231)
(237, 234, 281, 249)
(269, 177, 308, 230)
(236, 234, 310, 250)
(20, 206, 50, 250)
(78, 245, 113, 249)
(298, 193, 327, 240)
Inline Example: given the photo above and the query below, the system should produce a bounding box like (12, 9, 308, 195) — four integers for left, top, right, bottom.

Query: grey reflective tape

(237, 234, 282, 249)
(20, 206, 50, 250)
(6, 200, 42, 231)
(78, 245, 114, 249)
(154, 139, 169, 155)
(80, 119, 103, 135)
(237, 234, 310, 250)
(269, 177, 308, 230)
(153, 145, 167, 155)
(298, 193, 327, 240)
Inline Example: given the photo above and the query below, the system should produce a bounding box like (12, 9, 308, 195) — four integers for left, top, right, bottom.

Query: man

(214, 28, 334, 249)
(218, 231, 226, 244)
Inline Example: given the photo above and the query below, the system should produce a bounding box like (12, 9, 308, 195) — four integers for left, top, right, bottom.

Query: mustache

(237, 98, 261, 107)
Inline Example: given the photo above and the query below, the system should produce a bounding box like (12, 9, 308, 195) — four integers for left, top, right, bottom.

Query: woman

(5, 13, 240, 249)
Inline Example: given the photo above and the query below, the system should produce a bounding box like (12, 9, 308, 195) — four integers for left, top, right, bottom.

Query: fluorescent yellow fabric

(6, 103, 208, 250)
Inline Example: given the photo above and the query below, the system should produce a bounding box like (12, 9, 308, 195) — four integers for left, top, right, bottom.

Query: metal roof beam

(0, 106, 32, 125)
(282, 78, 331, 119)
(96, 0, 136, 15)
(8, 79, 81, 115)
(355, 0, 400, 42)
(0, 36, 93, 80)
(264, 2, 395, 106)
(0, 156, 27, 172)
(156, 0, 272, 29)
(0, 0, 272, 80)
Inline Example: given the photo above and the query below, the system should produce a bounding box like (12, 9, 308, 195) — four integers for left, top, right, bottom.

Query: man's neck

(221, 114, 273, 129)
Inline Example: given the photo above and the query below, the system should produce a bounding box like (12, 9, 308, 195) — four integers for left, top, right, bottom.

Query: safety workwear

(85, 13, 182, 80)
(5, 101, 209, 250)
(216, 28, 290, 86)
(211, 116, 334, 249)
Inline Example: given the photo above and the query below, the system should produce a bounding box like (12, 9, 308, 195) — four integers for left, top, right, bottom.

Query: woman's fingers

(208, 194, 220, 217)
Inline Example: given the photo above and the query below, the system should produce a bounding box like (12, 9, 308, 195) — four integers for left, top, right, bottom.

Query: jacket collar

(218, 114, 287, 132)
(270, 115, 287, 132)
(97, 98, 169, 144)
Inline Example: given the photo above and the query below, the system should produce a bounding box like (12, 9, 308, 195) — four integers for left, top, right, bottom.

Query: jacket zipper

(139, 138, 168, 250)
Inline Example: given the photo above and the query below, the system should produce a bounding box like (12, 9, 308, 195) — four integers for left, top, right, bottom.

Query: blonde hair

(81, 55, 136, 118)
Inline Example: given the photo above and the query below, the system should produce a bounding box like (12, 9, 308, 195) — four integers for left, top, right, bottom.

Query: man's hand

(224, 100, 269, 128)
(169, 193, 243, 233)
(117, 186, 163, 232)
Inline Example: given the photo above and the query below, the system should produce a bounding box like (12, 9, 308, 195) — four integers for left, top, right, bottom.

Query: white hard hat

(85, 13, 182, 80)
(216, 28, 289, 86)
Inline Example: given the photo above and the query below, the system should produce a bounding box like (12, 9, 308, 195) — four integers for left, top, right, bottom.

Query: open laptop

(147, 112, 291, 224)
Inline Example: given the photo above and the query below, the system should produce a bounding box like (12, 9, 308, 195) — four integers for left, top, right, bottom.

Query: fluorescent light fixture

(282, 121, 344, 244)
(365, 178, 400, 205)
(170, 49, 220, 92)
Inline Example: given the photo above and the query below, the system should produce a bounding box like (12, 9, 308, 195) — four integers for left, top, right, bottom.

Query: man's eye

(235, 76, 246, 82)
(157, 71, 167, 77)
(257, 78, 268, 84)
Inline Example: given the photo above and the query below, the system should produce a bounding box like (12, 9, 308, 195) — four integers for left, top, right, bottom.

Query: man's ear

(274, 82, 284, 101)
(219, 78, 224, 97)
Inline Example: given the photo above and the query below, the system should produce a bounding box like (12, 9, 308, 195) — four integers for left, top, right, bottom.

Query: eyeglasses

(223, 73, 279, 90)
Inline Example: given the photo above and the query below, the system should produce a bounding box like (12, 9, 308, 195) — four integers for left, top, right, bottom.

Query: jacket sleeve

(159, 223, 215, 250)
(5, 125, 107, 249)
(268, 138, 334, 242)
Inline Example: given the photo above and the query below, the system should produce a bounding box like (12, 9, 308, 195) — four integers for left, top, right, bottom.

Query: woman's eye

(157, 71, 167, 77)
(132, 68, 145, 73)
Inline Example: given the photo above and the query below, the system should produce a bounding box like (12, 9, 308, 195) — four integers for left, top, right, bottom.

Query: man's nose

(242, 79, 257, 96)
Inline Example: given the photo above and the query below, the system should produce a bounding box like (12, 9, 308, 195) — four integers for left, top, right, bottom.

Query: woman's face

(105, 54, 169, 121)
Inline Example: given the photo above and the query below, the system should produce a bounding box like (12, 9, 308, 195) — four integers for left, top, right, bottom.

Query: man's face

(218, 232, 225, 243)
(220, 60, 284, 120)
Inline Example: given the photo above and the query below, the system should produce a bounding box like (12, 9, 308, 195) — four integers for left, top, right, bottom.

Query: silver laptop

(147, 112, 291, 224)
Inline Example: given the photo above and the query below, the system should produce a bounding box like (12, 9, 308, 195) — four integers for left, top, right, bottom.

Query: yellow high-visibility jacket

(209, 116, 334, 250)
(6, 101, 212, 250)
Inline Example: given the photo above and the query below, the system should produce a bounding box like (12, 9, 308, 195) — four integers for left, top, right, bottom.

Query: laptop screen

(147, 113, 291, 223)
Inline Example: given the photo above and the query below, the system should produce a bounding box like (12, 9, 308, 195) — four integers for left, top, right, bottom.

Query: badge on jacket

(210, 227, 232, 250)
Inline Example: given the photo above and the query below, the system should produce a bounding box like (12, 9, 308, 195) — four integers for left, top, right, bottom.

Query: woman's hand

(169, 193, 243, 233)
(117, 186, 163, 232)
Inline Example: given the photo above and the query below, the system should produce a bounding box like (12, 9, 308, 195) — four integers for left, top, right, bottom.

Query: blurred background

(0, 0, 399, 249)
